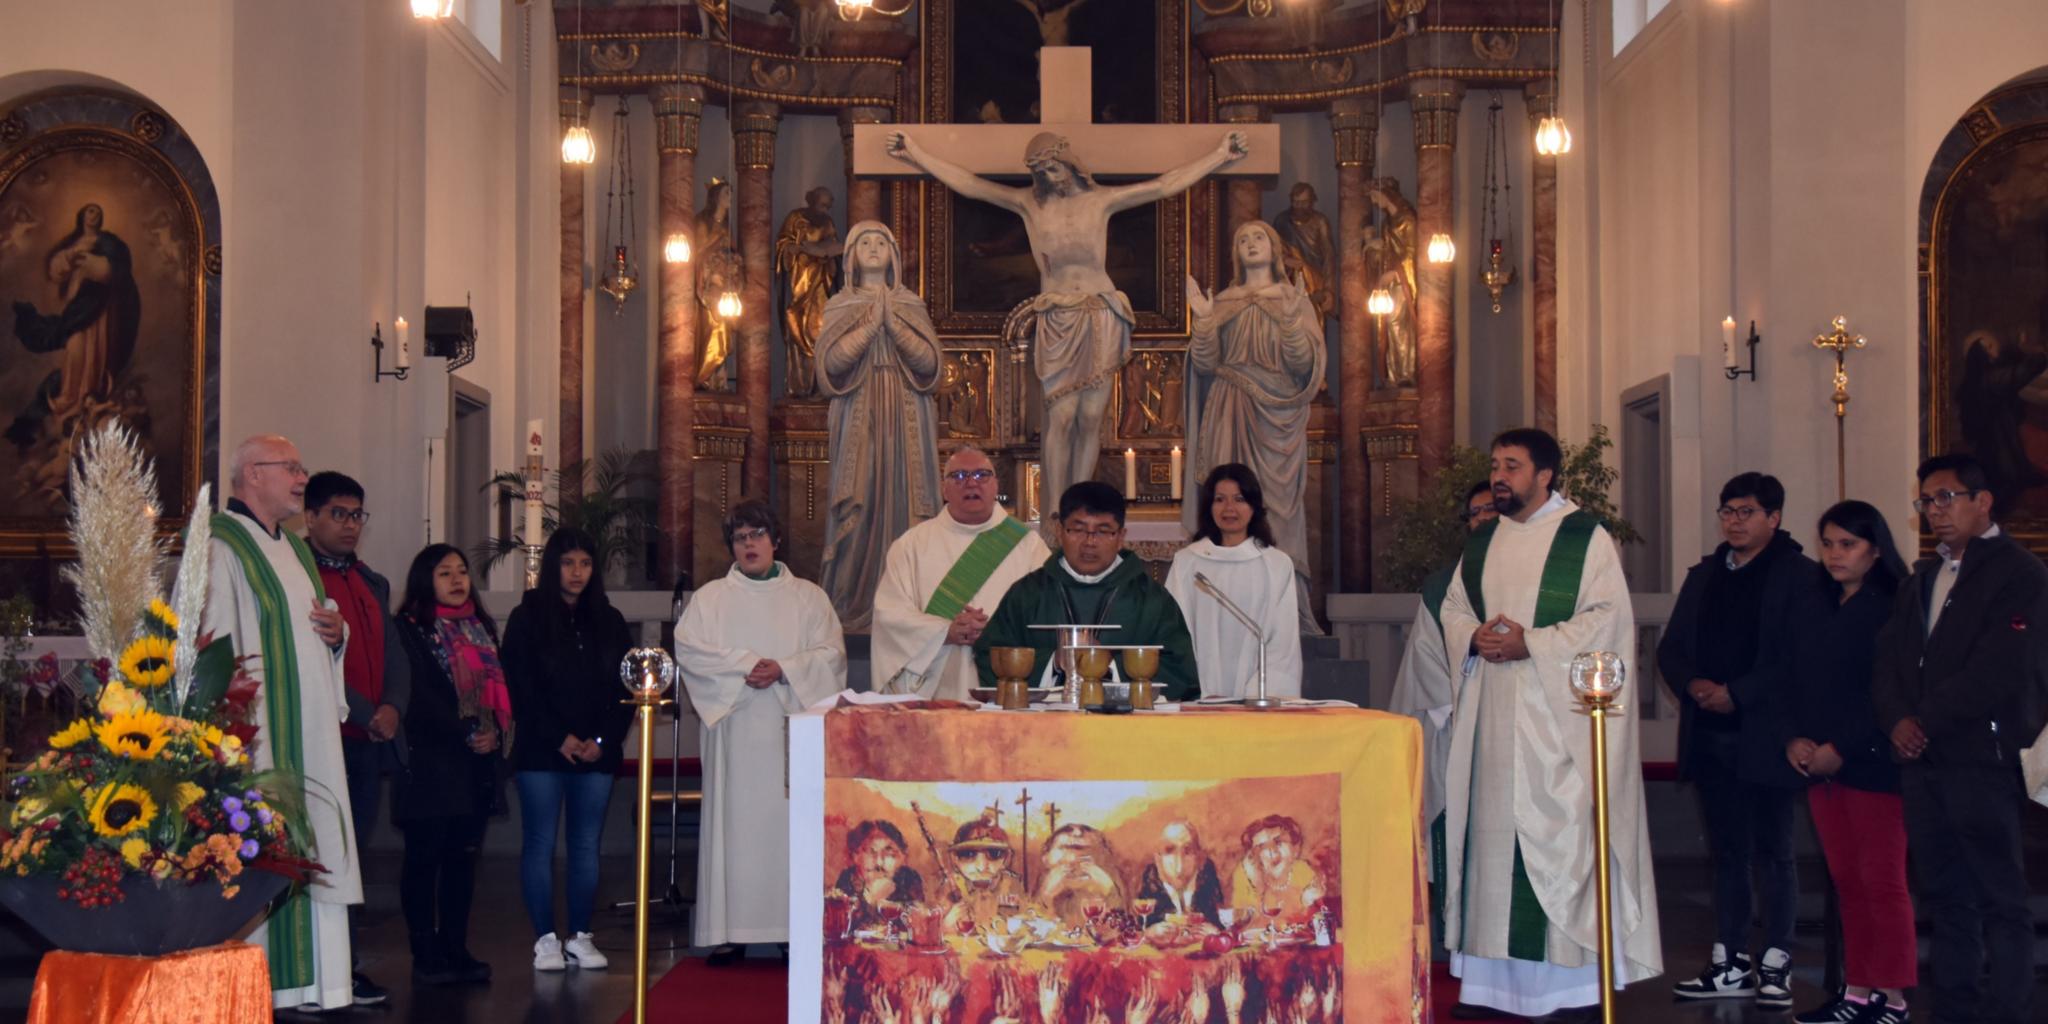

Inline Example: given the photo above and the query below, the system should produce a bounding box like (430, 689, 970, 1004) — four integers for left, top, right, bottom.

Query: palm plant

(473, 447, 658, 583)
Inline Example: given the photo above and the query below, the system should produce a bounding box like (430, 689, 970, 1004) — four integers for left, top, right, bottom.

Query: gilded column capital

(1329, 98, 1379, 169)
(733, 100, 781, 170)
(1408, 78, 1464, 151)
(1522, 80, 1559, 126)
(652, 85, 705, 155)
(1218, 103, 1268, 125)
(559, 86, 590, 129)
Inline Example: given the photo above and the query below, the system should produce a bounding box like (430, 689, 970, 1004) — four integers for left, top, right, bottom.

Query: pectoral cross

(849, 48, 1279, 178)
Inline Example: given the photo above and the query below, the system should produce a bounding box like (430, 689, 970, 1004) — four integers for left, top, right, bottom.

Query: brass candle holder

(1122, 646, 1161, 709)
(991, 646, 1036, 710)
(1568, 650, 1628, 1024)
(618, 648, 678, 1024)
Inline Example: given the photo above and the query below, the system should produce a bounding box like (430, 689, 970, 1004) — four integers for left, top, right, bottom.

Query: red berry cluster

(56, 848, 125, 908)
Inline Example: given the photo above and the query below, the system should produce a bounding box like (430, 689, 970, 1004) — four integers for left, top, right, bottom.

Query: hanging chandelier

(714, 16, 743, 322)
(661, 0, 690, 264)
(595, 97, 639, 314)
(562, 0, 595, 163)
(1480, 93, 1519, 313)
(1535, 0, 1572, 156)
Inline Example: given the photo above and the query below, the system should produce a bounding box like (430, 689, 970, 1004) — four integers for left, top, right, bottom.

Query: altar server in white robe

(1165, 463, 1301, 699)
(676, 499, 846, 962)
(203, 435, 362, 1012)
(1438, 429, 1662, 1022)
(871, 446, 1050, 700)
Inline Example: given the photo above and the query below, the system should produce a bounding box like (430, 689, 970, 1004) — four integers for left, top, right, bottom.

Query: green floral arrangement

(0, 425, 317, 907)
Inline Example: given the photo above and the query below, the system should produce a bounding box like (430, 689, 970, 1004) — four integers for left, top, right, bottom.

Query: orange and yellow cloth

(27, 941, 270, 1024)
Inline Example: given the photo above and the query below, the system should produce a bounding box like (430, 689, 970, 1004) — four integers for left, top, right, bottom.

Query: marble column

(1219, 104, 1267, 244)
(735, 100, 779, 499)
(559, 87, 589, 485)
(1409, 78, 1463, 486)
(655, 85, 703, 587)
(839, 106, 889, 226)
(1525, 81, 1560, 435)
(1331, 98, 1377, 592)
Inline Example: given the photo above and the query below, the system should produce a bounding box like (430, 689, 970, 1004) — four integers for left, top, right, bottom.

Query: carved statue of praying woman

(813, 221, 944, 631)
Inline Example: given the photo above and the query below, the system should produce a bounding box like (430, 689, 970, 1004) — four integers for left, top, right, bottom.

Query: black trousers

(1693, 731, 1799, 955)
(399, 813, 487, 961)
(1901, 760, 2033, 1024)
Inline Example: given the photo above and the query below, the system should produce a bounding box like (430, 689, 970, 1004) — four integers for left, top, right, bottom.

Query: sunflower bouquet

(0, 425, 316, 909)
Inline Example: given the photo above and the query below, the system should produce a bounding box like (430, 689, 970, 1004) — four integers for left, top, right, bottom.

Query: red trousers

(1808, 781, 1918, 989)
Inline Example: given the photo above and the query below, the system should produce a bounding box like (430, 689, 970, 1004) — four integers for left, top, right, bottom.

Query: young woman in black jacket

(1769, 501, 1915, 1024)
(392, 544, 508, 987)
(498, 528, 634, 972)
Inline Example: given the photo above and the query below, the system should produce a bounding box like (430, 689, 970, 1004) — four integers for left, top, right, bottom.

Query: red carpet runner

(624, 958, 1514, 1022)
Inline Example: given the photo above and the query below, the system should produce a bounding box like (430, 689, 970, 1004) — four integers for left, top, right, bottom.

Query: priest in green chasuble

(974, 481, 1199, 700)
(203, 435, 362, 1012)
(871, 446, 1050, 700)
(1437, 429, 1662, 1021)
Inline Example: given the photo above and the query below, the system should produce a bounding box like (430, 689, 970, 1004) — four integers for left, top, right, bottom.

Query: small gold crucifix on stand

(1812, 315, 1867, 502)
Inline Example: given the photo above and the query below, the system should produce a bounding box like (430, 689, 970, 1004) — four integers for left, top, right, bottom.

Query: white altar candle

(394, 316, 411, 370)
(1721, 316, 1738, 369)
(1170, 446, 1183, 500)
(1124, 448, 1138, 498)
(524, 480, 544, 544)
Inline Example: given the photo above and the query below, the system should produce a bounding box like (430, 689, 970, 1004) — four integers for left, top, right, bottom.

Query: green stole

(1454, 507, 1599, 962)
(922, 515, 1031, 619)
(211, 513, 327, 992)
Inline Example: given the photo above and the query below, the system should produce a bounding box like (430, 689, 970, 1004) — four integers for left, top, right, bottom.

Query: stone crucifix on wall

(854, 48, 1279, 519)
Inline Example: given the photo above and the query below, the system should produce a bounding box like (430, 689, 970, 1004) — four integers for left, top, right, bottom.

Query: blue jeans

(515, 770, 615, 939)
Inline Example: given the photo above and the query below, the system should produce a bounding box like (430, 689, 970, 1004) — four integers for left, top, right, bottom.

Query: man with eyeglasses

(973, 480, 1199, 700)
(204, 435, 363, 1012)
(1389, 480, 1496, 957)
(301, 471, 406, 1006)
(1872, 453, 2046, 1024)
(871, 447, 1051, 700)
(1658, 472, 1814, 1009)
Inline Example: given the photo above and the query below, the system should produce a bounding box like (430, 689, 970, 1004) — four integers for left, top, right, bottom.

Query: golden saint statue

(774, 187, 843, 399)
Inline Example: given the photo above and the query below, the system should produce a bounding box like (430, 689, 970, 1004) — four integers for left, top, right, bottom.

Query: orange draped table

(27, 942, 271, 1024)
(790, 704, 1430, 1024)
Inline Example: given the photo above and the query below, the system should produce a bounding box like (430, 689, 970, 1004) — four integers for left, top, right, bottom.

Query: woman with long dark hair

(1163, 463, 1302, 699)
(1765, 501, 1915, 1024)
(498, 528, 633, 972)
(391, 544, 508, 986)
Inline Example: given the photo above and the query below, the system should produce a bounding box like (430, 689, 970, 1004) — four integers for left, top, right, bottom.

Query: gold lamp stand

(1568, 651, 1627, 1024)
(619, 648, 679, 1024)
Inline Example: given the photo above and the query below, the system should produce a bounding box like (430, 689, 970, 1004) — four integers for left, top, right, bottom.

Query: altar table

(790, 704, 1428, 1023)
(26, 941, 271, 1024)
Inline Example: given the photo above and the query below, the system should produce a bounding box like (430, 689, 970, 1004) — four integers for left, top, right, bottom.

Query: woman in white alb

(1165, 464, 1302, 699)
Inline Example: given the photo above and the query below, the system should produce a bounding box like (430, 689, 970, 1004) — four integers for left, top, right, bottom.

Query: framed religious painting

(919, 0, 1200, 337)
(0, 91, 220, 563)
(1919, 80, 2048, 556)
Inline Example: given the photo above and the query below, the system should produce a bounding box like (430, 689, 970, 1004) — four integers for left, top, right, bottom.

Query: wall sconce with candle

(371, 318, 411, 383)
(1722, 317, 1760, 381)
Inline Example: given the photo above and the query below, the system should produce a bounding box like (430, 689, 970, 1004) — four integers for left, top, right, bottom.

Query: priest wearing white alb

(203, 435, 362, 1012)
(675, 499, 847, 963)
(1437, 428, 1661, 1023)
(1164, 463, 1301, 699)
(871, 446, 1050, 700)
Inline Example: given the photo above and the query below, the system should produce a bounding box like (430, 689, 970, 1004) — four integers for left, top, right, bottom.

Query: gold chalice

(991, 646, 1036, 710)
(1122, 646, 1161, 709)
(1074, 646, 1111, 708)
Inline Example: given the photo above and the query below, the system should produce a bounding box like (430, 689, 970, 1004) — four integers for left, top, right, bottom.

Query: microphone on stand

(1193, 572, 1280, 709)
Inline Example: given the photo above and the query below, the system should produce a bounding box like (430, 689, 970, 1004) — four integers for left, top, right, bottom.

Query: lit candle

(1170, 446, 1183, 500)
(1124, 448, 1138, 499)
(1721, 316, 1738, 369)
(394, 316, 411, 370)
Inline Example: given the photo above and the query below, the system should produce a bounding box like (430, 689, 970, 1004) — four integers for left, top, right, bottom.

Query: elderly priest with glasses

(871, 447, 1051, 700)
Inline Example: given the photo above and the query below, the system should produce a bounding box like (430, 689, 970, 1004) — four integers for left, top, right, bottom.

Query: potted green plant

(473, 447, 657, 586)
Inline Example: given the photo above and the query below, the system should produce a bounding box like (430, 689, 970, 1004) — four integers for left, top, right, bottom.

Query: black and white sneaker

(1672, 943, 1756, 1000)
(1755, 947, 1793, 1010)
(1793, 994, 1859, 1023)
(1850, 993, 1907, 1024)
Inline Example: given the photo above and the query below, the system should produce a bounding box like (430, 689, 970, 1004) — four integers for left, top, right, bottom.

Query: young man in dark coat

(1657, 472, 1815, 1009)
(1873, 453, 2047, 1024)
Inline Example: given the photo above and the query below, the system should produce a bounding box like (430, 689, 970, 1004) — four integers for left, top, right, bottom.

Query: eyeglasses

(1458, 504, 1495, 523)
(1716, 505, 1766, 522)
(1062, 524, 1122, 540)
(1912, 489, 1979, 514)
(730, 527, 772, 544)
(945, 468, 995, 483)
(319, 507, 370, 524)
(252, 460, 308, 477)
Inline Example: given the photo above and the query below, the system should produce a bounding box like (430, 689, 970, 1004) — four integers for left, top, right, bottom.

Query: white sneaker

(533, 933, 567, 972)
(564, 932, 609, 969)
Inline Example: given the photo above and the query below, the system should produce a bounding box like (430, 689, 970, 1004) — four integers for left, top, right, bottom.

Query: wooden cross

(850, 47, 1279, 178)
(1015, 787, 1033, 890)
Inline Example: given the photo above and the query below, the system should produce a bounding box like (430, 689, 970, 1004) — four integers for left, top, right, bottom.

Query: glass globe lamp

(1568, 651, 1626, 704)
(620, 647, 678, 702)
